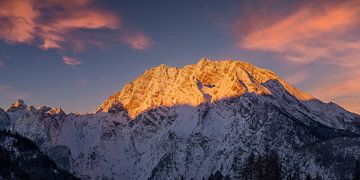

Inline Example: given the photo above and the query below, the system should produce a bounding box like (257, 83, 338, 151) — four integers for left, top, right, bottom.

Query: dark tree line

(0, 130, 78, 180)
(241, 151, 282, 180)
(354, 159, 360, 180)
(208, 170, 231, 180)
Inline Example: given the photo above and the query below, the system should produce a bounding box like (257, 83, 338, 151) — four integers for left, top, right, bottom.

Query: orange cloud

(306, 68, 360, 114)
(0, 0, 38, 43)
(336, 98, 360, 114)
(0, 0, 120, 50)
(121, 32, 151, 50)
(283, 70, 308, 85)
(233, 1, 360, 114)
(311, 70, 360, 101)
(235, 1, 360, 65)
(63, 56, 82, 66)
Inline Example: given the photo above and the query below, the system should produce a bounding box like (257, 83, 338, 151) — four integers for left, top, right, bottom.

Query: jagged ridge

(97, 58, 313, 118)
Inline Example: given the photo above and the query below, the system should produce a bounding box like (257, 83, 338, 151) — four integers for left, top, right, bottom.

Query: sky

(0, 0, 359, 114)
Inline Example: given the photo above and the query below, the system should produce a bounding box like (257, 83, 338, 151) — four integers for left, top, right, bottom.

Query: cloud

(232, 0, 360, 114)
(310, 70, 360, 101)
(0, 0, 120, 50)
(235, 0, 360, 65)
(309, 69, 360, 113)
(63, 56, 82, 66)
(0, 61, 4, 67)
(283, 70, 308, 85)
(121, 32, 151, 50)
(0, 0, 38, 43)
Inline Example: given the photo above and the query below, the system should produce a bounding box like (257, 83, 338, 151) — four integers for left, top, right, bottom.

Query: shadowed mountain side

(56, 79, 359, 179)
(101, 78, 360, 134)
(2, 65, 360, 179)
(92, 94, 360, 179)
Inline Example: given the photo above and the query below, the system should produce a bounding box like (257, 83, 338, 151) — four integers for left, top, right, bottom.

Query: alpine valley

(1, 59, 360, 179)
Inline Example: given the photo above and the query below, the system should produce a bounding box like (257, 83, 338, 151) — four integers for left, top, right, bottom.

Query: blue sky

(0, 0, 359, 114)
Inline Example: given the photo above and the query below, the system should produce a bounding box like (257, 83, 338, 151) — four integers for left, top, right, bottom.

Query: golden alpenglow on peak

(97, 58, 313, 118)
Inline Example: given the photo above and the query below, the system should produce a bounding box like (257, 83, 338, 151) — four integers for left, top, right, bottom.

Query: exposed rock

(48, 107, 65, 115)
(0, 108, 10, 130)
(39, 106, 52, 114)
(48, 145, 72, 170)
(97, 58, 313, 118)
(7, 99, 27, 112)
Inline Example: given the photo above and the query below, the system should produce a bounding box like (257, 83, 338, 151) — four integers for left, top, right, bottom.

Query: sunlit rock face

(97, 58, 313, 118)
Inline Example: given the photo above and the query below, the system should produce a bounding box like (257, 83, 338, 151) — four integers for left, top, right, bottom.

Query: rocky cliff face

(97, 58, 313, 118)
(1, 58, 360, 179)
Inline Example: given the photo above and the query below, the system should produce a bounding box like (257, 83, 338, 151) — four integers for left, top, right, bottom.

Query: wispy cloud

(232, 0, 360, 113)
(310, 70, 360, 101)
(0, 0, 120, 50)
(309, 69, 360, 113)
(235, 0, 360, 65)
(0, 0, 38, 43)
(63, 56, 82, 66)
(283, 70, 308, 85)
(121, 32, 151, 50)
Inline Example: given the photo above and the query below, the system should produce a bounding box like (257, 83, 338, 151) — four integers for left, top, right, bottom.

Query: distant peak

(12, 99, 26, 108)
(48, 107, 65, 114)
(14, 99, 26, 106)
(7, 99, 27, 112)
(197, 57, 210, 64)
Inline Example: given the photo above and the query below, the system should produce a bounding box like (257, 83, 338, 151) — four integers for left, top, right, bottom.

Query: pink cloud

(283, 70, 308, 85)
(0, 0, 153, 52)
(310, 70, 360, 101)
(0, 0, 120, 50)
(234, 1, 360, 65)
(0, 0, 38, 43)
(309, 69, 360, 114)
(63, 56, 82, 66)
(122, 32, 151, 50)
(0, 61, 4, 68)
(232, 1, 360, 114)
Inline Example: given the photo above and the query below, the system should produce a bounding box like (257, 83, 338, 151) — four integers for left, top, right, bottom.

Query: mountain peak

(97, 59, 313, 118)
(7, 99, 27, 112)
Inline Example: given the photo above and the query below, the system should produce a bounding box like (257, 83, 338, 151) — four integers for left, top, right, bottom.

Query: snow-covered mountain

(1, 58, 360, 179)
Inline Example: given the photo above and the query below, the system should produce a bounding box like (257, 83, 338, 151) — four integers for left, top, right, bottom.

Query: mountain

(0, 130, 78, 179)
(1, 58, 360, 179)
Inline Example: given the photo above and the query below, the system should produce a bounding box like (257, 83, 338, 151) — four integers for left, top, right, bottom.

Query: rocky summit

(1, 58, 360, 179)
(97, 58, 313, 118)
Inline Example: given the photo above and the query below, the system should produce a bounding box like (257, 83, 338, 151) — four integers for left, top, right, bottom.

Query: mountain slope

(1, 58, 360, 179)
(0, 130, 78, 179)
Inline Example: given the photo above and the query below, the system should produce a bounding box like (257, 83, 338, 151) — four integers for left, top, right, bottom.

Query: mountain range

(1, 58, 360, 179)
